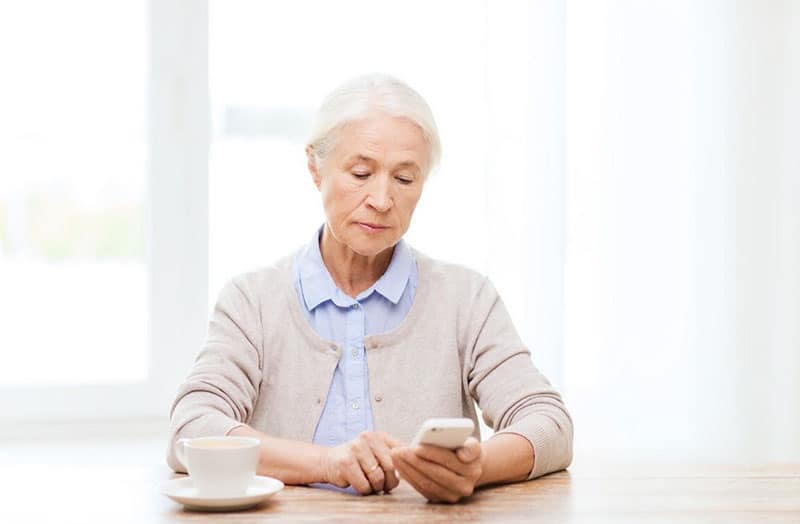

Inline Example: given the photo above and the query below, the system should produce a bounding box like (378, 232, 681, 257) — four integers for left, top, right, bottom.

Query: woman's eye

(396, 177, 413, 185)
(351, 172, 370, 179)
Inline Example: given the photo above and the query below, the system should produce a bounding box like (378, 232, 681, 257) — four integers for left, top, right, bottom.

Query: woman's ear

(306, 146, 322, 190)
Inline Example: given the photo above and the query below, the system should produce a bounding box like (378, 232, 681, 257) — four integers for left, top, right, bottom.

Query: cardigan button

(374, 395, 383, 402)
(316, 398, 322, 405)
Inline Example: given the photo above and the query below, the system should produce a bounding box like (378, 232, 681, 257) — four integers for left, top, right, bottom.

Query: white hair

(306, 73, 441, 176)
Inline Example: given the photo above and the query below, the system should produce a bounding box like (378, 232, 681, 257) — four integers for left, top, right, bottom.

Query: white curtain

(499, 0, 800, 462)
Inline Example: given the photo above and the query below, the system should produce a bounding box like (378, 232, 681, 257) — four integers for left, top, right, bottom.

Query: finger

(358, 456, 385, 494)
(383, 432, 403, 449)
(394, 451, 461, 503)
(403, 448, 470, 493)
(353, 439, 385, 493)
(392, 452, 437, 501)
(455, 437, 482, 463)
(343, 455, 373, 495)
(384, 464, 400, 492)
(369, 435, 399, 492)
(398, 447, 467, 499)
(413, 444, 467, 475)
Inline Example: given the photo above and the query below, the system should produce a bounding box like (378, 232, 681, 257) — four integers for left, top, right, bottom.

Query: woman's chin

(347, 238, 395, 258)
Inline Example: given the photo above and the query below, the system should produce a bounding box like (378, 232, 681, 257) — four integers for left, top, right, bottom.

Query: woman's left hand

(390, 437, 483, 503)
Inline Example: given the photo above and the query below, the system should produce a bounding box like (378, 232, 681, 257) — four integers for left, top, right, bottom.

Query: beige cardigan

(167, 249, 573, 480)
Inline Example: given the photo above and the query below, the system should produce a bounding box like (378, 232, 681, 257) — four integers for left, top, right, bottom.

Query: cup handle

(175, 438, 190, 470)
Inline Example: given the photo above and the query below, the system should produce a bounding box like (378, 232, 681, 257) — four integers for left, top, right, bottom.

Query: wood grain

(1, 448, 797, 523)
(157, 470, 798, 524)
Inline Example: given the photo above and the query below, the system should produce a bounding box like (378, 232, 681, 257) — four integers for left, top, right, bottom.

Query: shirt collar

(297, 225, 414, 311)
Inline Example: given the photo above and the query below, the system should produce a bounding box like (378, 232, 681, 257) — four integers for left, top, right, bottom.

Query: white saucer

(161, 475, 284, 512)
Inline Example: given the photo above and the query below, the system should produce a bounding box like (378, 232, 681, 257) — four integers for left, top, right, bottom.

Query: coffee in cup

(175, 436, 261, 497)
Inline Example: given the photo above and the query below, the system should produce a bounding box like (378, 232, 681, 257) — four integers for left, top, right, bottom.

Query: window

(0, 1, 208, 424)
(0, 2, 147, 387)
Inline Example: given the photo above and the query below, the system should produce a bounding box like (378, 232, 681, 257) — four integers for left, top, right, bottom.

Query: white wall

(563, 0, 800, 462)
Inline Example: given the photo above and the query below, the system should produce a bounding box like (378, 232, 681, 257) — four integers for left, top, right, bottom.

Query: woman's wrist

(229, 424, 330, 485)
(476, 433, 534, 487)
(314, 444, 332, 485)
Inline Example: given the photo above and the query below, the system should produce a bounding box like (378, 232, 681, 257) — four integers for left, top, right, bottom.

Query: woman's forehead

(335, 116, 429, 159)
(340, 113, 425, 139)
(342, 153, 422, 172)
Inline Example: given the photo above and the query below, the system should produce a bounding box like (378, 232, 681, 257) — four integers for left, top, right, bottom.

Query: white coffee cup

(175, 436, 261, 497)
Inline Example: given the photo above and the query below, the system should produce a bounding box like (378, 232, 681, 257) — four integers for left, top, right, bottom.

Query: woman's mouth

(357, 222, 389, 233)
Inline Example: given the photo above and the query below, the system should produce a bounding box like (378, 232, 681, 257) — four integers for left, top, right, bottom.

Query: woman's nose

(366, 175, 393, 212)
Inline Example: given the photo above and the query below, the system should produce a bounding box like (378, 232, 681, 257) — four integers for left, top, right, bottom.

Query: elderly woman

(168, 73, 573, 503)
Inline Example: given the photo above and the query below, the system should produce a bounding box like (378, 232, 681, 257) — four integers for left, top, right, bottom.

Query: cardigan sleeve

(166, 277, 264, 472)
(465, 277, 573, 480)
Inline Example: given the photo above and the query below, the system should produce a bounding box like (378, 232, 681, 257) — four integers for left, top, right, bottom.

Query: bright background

(1, 0, 798, 465)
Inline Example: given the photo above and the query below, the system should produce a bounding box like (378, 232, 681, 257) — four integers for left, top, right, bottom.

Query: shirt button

(351, 303, 360, 309)
(374, 395, 383, 402)
(351, 401, 360, 410)
(351, 348, 359, 358)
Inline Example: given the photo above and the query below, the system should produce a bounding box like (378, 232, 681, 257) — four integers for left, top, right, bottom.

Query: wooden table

(1, 441, 798, 523)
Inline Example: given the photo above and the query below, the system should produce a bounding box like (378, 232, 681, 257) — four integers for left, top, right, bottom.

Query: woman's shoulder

(411, 248, 491, 299)
(217, 251, 298, 303)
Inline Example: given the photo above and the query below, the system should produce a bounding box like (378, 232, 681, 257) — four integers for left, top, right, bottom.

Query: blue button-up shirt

(293, 226, 417, 447)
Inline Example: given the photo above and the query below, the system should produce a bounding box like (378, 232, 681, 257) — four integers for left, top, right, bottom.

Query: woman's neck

(319, 225, 393, 298)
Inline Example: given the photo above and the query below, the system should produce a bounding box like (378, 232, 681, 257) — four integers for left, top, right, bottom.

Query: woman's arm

(228, 425, 328, 485)
(465, 278, 573, 480)
(167, 278, 264, 472)
(392, 276, 570, 503)
(477, 432, 534, 486)
(229, 425, 401, 494)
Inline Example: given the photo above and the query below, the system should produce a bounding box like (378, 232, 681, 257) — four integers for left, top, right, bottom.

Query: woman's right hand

(320, 431, 401, 495)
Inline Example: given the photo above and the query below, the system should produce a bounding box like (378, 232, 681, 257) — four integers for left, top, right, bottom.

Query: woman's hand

(320, 431, 401, 495)
(390, 437, 483, 503)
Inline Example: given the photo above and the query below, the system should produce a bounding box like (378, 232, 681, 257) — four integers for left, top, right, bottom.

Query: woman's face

(309, 113, 429, 257)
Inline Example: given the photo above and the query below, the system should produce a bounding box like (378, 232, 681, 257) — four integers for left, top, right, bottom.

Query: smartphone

(411, 418, 475, 449)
